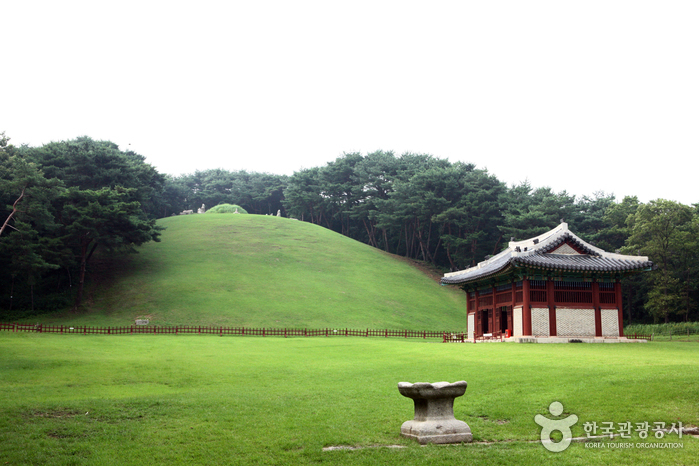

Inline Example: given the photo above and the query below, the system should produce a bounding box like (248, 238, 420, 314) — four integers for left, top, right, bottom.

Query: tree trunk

(445, 246, 456, 271)
(491, 233, 504, 255)
(363, 219, 378, 248)
(0, 187, 25, 237)
(404, 225, 410, 258)
(74, 238, 93, 310)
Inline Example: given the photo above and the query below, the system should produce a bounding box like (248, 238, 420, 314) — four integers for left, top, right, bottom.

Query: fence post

(284, 328, 287, 338)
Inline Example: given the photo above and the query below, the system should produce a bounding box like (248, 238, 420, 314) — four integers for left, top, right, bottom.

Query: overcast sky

(3, 1, 698, 204)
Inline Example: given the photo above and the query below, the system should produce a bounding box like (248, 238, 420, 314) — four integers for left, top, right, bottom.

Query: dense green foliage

(1, 333, 697, 465)
(156, 169, 286, 217)
(206, 203, 248, 214)
(281, 152, 621, 271)
(3, 134, 699, 324)
(1, 135, 163, 314)
(625, 321, 699, 338)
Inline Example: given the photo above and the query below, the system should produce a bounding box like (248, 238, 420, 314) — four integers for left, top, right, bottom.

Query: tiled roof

(441, 223, 653, 286)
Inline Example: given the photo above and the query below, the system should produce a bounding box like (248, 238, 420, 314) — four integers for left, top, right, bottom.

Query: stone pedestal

(398, 381, 472, 444)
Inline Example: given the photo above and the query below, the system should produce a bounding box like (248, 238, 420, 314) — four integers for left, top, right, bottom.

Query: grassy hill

(51, 215, 466, 330)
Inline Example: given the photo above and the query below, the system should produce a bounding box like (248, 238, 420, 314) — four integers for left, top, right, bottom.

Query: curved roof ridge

(508, 222, 569, 251)
(441, 222, 652, 286)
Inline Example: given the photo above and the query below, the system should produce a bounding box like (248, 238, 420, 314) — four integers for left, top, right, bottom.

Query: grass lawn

(1, 333, 696, 465)
(33, 215, 466, 331)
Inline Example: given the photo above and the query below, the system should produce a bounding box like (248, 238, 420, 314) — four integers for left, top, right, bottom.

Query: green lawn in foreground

(37, 215, 466, 330)
(0, 333, 696, 465)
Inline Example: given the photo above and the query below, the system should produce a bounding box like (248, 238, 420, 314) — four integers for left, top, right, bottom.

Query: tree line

(1, 135, 163, 313)
(2, 135, 697, 323)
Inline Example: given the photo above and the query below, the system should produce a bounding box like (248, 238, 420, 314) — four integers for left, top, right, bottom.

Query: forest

(2, 134, 698, 324)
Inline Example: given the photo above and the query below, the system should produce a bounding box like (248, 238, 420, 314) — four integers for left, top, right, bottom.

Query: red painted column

(510, 282, 516, 337)
(474, 290, 481, 337)
(522, 279, 532, 336)
(492, 286, 498, 335)
(593, 281, 602, 337)
(615, 281, 624, 337)
(547, 279, 556, 336)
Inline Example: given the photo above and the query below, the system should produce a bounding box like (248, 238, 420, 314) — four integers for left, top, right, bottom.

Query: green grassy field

(1, 333, 696, 465)
(38, 215, 466, 330)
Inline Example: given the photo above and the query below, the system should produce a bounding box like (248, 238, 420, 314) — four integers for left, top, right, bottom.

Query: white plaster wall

(513, 306, 523, 336)
(468, 313, 475, 340)
(601, 309, 620, 336)
(532, 307, 550, 337)
(556, 308, 595, 336)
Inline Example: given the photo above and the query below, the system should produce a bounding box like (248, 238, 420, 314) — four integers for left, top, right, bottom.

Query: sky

(3, 1, 698, 205)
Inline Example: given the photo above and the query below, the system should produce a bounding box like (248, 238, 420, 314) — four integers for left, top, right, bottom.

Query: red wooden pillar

(492, 286, 498, 334)
(593, 281, 602, 336)
(615, 280, 624, 336)
(522, 279, 532, 336)
(509, 282, 516, 335)
(547, 279, 556, 336)
(475, 290, 481, 337)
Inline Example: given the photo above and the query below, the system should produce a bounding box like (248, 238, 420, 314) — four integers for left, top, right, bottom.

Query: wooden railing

(0, 323, 455, 340)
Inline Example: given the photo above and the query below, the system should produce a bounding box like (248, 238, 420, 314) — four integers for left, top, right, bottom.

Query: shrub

(624, 321, 699, 336)
(207, 204, 248, 214)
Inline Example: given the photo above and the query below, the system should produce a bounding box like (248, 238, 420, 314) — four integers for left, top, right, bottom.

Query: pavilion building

(441, 223, 653, 341)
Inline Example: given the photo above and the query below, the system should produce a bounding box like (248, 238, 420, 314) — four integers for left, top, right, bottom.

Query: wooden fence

(0, 323, 454, 340)
(472, 329, 506, 343)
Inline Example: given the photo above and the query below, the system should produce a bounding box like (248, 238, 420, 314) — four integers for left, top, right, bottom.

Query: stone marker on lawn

(398, 381, 472, 444)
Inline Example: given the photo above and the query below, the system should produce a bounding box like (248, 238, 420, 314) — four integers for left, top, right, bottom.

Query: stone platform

(500, 336, 648, 344)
